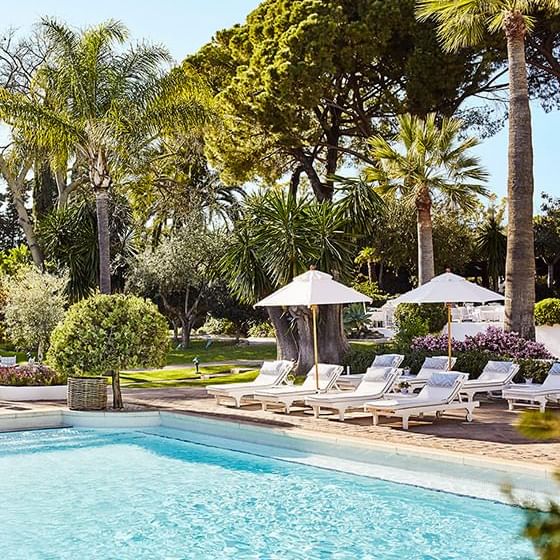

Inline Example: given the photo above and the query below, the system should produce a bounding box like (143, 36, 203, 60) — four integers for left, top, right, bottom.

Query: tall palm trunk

(90, 150, 112, 294)
(94, 189, 111, 294)
(504, 12, 536, 339)
(416, 185, 435, 285)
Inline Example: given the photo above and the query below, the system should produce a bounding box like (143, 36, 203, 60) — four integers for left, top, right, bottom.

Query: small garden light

(193, 356, 200, 376)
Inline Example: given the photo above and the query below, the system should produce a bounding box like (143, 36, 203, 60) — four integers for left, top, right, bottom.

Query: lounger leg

(339, 409, 345, 422)
(507, 400, 514, 411)
(539, 400, 546, 413)
(402, 416, 409, 430)
(372, 413, 379, 426)
(312, 406, 319, 419)
(262, 403, 267, 411)
(234, 397, 241, 408)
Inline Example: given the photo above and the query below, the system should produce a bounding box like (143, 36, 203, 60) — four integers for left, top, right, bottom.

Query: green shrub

(247, 320, 275, 338)
(342, 344, 393, 373)
(535, 298, 560, 326)
(351, 280, 387, 307)
(198, 316, 237, 335)
(48, 294, 169, 408)
(395, 303, 447, 333)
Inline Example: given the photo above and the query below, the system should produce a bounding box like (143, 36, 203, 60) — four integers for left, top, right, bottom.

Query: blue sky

(3, 0, 560, 205)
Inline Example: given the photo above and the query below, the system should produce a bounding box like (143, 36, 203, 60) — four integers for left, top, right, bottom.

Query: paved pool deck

(2, 387, 557, 468)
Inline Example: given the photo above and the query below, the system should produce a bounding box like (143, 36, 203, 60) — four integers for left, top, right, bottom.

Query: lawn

(165, 339, 277, 365)
(121, 366, 259, 389)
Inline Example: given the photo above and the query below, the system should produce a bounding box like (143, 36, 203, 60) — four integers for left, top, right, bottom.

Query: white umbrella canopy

(256, 269, 372, 388)
(391, 272, 504, 368)
(392, 272, 504, 305)
(255, 269, 372, 307)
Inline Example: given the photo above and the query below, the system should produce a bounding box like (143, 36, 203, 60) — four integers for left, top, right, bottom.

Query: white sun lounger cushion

(372, 354, 403, 368)
(423, 357, 449, 370)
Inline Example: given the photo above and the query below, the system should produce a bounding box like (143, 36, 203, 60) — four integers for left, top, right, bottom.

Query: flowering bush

(411, 327, 552, 360)
(0, 364, 67, 386)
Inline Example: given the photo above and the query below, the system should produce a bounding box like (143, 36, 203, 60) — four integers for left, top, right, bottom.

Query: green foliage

(0, 245, 31, 276)
(221, 190, 355, 304)
(341, 344, 393, 373)
(352, 280, 388, 307)
(189, 0, 503, 195)
(475, 200, 507, 290)
(4, 267, 67, 358)
(247, 321, 275, 338)
(48, 293, 169, 376)
(535, 298, 560, 326)
(343, 304, 371, 337)
(394, 303, 447, 349)
(197, 316, 237, 336)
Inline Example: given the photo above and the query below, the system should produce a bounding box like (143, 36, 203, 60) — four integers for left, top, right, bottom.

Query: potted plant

(286, 374, 296, 386)
(48, 294, 169, 410)
(398, 381, 411, 394)
(535, 298, 560, 358)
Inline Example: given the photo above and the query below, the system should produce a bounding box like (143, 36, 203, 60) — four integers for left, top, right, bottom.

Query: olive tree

(48, 293, 169, 408)
(4, 267, 67, 360)
(128, 225, 224, 348)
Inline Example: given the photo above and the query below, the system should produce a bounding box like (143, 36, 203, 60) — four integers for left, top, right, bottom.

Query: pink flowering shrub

(0, 364, 66, 386)
(411, 327, 552, 360)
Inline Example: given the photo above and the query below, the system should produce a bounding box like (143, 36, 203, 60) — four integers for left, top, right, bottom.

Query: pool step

(0, 428, 134, 456)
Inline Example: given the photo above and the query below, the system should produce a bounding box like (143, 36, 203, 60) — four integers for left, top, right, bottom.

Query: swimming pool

(0, 427, 534, 560)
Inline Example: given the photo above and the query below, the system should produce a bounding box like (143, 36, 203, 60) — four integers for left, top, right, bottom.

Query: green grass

(121, 366, 259, 389)
(165, 340, 277, 365)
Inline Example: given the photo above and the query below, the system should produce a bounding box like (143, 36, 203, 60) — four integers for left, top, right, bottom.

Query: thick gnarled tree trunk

(504, 12, 536, 340)
(90, 150, 112, 295)
(416, 186, 435, 285)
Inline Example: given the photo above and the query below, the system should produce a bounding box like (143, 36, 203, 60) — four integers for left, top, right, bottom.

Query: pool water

(0, 428, 534, 560)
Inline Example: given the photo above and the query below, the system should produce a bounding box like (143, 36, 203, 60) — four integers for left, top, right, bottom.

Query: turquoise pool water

(0, 428, 533, 560)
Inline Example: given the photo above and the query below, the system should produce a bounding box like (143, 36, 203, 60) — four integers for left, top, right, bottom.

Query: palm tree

(416, 0, 560, 338)
(0, 19, 207, 294)
(366, 113, 488, 285)
(476, 201, 508, 291)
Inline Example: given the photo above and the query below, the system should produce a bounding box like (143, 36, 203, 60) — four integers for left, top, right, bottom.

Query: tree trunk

(547, 262, 555, 289)
(95, 189, 111, 294)
(415, 186, 435, 285)
(378, 261, 384, 290)
(179, 316, 191, 349)
(11, 185, 44, 269)
(33, 160, 57, 221)
(267, 307, 298, 362)
(111, 370, 123, 409)
(290, 305, 349, 375)
(504, 13, 536, 339)
(317, 305, 350, 363)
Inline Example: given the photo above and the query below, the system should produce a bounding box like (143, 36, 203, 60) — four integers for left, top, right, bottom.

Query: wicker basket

(67, 377, 108, 411)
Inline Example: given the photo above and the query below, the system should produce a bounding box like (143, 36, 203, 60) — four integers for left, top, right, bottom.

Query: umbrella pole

(311, 304, 320, 390)
(447, 303, 452, 369)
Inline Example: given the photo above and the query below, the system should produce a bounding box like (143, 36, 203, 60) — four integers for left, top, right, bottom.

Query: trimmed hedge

(535, 298, 560, 326)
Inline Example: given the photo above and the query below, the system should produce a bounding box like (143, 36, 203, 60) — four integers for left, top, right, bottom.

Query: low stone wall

(0, 385, 67, 401)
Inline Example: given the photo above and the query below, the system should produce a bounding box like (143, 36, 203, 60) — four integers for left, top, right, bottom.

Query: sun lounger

(305, 366, 399, 421)
(254, 363, 343, 414)
(207, 360, 294, 407)
(336, 353, 404, 389)
(502, 362, 560, 413)
(0, 356, 16, 367)
(458, 360, 520, 402)
(398, 356, 457, 389)
(364, 372, 478, 430)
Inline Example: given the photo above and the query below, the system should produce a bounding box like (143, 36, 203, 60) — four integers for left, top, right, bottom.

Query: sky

(2, 0, 560, 206)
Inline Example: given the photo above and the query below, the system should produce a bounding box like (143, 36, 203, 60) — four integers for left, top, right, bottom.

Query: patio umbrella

(392, 272, 504, 367)
(255, 269, 371, 389)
